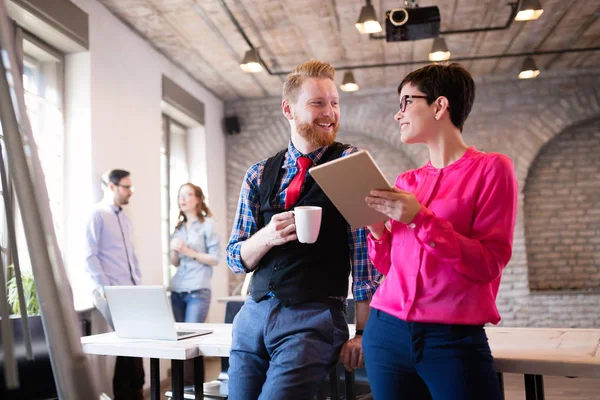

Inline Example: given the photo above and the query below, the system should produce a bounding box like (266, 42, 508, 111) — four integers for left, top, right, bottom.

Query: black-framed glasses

(399, 95, 428, 112)
(116, 184, 134, 192)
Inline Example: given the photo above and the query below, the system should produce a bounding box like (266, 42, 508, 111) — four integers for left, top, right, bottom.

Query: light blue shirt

(84, 201, 142, 293)
(171, 217, 221, 292)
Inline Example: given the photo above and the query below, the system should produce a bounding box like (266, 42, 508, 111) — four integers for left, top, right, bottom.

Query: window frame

(161, 113, 190, 287)
(0, 23, 65, 276)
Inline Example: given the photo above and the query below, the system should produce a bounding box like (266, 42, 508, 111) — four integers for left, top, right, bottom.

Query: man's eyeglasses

(399, 95, 429, 113)
(117, 184, 134, 192)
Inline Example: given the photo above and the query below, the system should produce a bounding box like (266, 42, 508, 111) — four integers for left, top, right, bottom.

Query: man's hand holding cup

(264, 211, 297, 247)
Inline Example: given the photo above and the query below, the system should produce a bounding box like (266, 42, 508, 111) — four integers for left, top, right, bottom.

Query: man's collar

(287, 140, 330, 165)
(107, 202, 122, 213)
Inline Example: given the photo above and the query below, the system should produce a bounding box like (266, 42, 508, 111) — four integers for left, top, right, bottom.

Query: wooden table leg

(194, 356, 204, 400)
(150, 358, 160, 400)
(172, 359, 184, 400)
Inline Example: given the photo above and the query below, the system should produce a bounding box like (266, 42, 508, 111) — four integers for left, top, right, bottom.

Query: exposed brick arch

(524, 117, 600, 291)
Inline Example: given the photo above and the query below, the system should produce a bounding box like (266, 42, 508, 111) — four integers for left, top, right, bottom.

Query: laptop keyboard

(177, 331, 196, 337)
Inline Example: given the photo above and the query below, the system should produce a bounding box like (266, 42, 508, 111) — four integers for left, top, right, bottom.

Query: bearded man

(225, 59, 381, 400)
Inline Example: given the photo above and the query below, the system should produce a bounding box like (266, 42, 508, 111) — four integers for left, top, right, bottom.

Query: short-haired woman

(363, 63, 518, 400)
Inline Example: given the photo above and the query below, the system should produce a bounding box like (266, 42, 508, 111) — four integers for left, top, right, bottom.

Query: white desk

(81, 323, 231, 360)
(82, 324, 600, 400)
(81, 323, 231, 400)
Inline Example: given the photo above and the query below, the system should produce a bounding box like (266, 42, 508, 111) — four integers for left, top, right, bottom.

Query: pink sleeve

(410, 155, 518, 283)
(367, 228, 392, 276)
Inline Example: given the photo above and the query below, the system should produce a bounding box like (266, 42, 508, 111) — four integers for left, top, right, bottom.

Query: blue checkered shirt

(226, 141, 381, 301)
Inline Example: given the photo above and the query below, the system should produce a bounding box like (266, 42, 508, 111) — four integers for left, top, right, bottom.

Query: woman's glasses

(399, 95, 428, 112)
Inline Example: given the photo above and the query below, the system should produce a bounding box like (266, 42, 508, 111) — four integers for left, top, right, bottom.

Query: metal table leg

(150, 358, 160, 400)
(524, 374, 545, 400)
(316, 383, 326, 400)
(194, 356, 205, 400)
(535, 375, 545, 399)
(497, 372, 505, 400)
(329, 367, 340, 400)
(344, 369, 356, 400)
(172, 359, 184, 400)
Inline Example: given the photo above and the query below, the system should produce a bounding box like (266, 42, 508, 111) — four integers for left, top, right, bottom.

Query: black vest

(250, 142, 351, 306)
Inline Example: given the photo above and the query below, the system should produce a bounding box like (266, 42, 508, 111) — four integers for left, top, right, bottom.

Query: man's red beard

(295, 118, 339, 148)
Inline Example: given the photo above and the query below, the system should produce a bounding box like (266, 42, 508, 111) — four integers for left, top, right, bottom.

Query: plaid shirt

(226, 141, 381, 301)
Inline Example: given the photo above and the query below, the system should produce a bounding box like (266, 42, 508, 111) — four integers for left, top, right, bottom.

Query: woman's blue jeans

(363, 309, 502, 400)
(170, 289, 211, 323)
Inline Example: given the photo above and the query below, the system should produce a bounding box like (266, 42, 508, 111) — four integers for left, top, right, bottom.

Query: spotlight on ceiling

(429, 37, 451, 62)
(240, 49, 263, 73)
(340, 71, 359, 92)
(515, 0, 544, 21)
(355, 0, 382, 34)
(518, 57, 540, 79)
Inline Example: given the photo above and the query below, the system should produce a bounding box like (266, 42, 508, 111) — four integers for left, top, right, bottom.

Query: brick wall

(224, 68, 600, 327)
(524, 118, 600, 291)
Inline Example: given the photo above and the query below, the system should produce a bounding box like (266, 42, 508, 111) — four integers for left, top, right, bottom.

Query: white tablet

(309, 150, 394, 229)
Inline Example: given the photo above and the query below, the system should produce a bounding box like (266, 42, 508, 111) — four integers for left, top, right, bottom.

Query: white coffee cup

(293, 206, 322, 244)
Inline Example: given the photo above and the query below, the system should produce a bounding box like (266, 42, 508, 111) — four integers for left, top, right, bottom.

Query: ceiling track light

(429, 37, 451, 62)
(340, 71, 359, 92)
(518, 56, 540, 79)
(356, 0, 382, 34)
(515, 0, 544, 21)
(240, 48, 263, 73)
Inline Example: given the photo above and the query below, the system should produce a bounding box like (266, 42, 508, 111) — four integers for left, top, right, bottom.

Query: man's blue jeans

(363, 309, 503, 400)
(228, 296, 349, 400)
(170, 289, 211, 323)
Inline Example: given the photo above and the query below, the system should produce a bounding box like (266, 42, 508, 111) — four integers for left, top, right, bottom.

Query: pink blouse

(367, 147, 518, 325)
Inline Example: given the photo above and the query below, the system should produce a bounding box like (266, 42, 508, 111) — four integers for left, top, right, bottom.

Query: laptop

(105, 285, 213, 341)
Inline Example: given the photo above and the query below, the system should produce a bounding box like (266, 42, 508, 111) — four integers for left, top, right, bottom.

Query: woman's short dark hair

(398, 63, 475, 131)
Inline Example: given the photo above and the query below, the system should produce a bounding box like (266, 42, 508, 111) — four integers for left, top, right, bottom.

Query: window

(161, 115, 189, 287)
(0, 27, 64, 273)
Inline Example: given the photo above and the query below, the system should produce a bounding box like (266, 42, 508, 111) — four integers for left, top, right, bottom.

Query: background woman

(170, 183, 220, 323)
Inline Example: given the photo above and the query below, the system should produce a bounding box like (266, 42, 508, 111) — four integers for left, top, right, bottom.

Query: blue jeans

(228, 296, 349, 400)
(170, 289, 211, 323)
(363, 309, 502, 400)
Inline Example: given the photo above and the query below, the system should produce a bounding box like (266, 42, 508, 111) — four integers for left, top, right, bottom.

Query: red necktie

(285, 156, 312, 209)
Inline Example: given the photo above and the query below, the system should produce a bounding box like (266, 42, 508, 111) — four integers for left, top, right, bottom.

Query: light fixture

(515, 0, 544, 21)
(355, 0, 382, 34)
(240, 49, 263, 73)
(429, 37, 451, 61)
(340, 71, 359, 92)
(518, 57, 540, 79)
